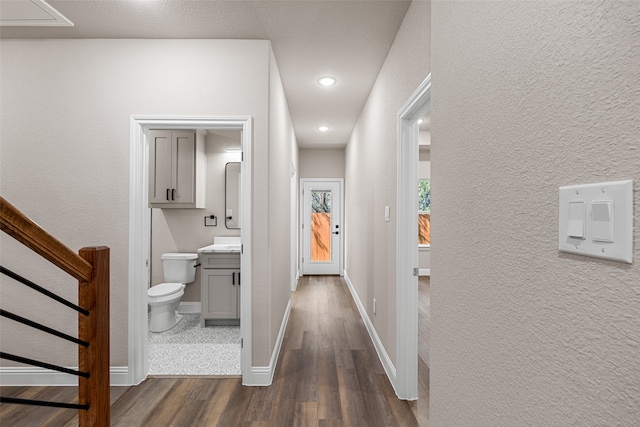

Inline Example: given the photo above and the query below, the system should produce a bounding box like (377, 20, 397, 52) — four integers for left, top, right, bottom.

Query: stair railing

(0, 196, 110, 426)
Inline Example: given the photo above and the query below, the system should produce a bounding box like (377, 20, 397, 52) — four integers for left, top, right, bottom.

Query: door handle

(332, 231, 339, 235)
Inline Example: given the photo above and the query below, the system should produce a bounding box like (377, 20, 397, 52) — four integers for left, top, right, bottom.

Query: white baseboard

(247, 298, 291, 386)
(178, 302, 201, 313)
(249, 366, 273, 386)
(343, 271, 397, 388)
(0, 366, 130, 386)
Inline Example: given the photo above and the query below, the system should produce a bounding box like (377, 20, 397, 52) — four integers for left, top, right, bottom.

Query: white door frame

(396, 75, 431, 399)
(299, 178, 344, 276)
(290, 163, 298, 291)
(128, 115, 253, 385)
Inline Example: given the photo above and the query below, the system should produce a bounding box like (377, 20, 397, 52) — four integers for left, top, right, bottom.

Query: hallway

(0, 276, 427, 426)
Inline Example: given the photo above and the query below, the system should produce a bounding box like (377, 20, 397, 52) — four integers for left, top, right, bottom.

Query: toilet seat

(148, 282, 183, 298)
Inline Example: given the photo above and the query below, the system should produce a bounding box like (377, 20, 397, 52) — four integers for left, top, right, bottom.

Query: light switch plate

(559, 180, 633, 263)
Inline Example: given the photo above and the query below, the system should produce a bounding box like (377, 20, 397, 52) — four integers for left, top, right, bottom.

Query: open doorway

(147, 129, 242, 376)
(396, 75, 431, 403)
(128, 116, 253, 385)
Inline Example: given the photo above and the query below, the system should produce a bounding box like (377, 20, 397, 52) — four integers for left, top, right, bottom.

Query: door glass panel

(311, 190, 332, 262)
(418, 179, 431, 244)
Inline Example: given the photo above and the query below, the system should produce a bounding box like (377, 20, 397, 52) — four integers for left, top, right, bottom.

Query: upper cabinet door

(173, 130, 196, 204)
(148, 130, 205, 208)
(148, 130, 174, 204)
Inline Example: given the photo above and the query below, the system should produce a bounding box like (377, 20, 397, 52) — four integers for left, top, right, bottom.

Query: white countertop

(198, 236, 241, 253)
(197, 243, 241, 253)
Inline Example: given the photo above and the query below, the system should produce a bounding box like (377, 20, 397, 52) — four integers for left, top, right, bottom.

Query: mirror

(225, 162, 241, 229)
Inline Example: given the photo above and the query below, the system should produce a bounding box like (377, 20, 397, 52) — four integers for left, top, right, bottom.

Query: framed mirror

(225, 162, 241, 229)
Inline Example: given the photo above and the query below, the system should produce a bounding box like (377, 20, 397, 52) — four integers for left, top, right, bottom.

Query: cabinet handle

(166, 189, 170, 201)
(172, 189, 176, 201)
(238, 272, 241, 286)
(232, 272, 235, 286)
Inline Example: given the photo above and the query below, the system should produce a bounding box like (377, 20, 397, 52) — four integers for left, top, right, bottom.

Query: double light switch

(559, 180, 633, 263)
(567, 200, 615, 242)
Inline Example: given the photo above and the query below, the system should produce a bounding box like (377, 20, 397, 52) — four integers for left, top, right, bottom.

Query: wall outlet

(373, 298, 377, 315)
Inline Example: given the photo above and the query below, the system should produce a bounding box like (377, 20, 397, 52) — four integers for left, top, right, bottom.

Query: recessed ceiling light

(418, 119, 424, 124)
(318, 77, 336, 86)
(318, 126, 330, 132)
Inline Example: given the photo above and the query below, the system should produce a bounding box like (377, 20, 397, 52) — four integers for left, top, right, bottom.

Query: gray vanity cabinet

(201, 253, 240, 326)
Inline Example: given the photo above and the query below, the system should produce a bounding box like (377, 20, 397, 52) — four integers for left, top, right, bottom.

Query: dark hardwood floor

(1, 275, 430, 426)
(412, 276, 430, 426)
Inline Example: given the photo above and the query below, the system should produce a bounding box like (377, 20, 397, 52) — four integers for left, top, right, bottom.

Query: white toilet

(148, 253, 198, 333)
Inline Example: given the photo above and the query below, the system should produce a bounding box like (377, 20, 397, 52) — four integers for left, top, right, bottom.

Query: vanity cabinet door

(201, 269, 238, 319)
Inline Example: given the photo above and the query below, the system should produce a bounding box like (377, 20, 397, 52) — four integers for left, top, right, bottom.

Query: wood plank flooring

(0, 275, 430, 426)
(410, 276, 431, 426)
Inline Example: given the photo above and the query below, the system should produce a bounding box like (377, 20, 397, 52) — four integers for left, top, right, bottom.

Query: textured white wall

(0, 39, 271, 368)
(263, 46, 298, 367)
(419, 130, 431, 151)
(419, 148, 430, 183)
(299, 149, 346, 178)
(431, 1, 640, 425)
(345, 0, 430, 365)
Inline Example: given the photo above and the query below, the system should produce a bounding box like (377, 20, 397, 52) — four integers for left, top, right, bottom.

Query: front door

(302, 180, 342, 275)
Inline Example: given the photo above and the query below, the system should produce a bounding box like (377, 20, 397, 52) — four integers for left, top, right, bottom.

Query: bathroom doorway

(129, 116, 253, 385)
(148, 129, 242, 376)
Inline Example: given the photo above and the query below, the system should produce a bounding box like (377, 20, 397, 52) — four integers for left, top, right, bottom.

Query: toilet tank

(161, 253, 198, 283)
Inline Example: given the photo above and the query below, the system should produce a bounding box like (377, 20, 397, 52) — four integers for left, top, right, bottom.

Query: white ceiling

(0, 0, 412, 149)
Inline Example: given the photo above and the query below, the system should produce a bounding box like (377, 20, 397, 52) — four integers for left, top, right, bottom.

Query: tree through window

(311, 191, 332, 261)
(418, 180, 430, 245)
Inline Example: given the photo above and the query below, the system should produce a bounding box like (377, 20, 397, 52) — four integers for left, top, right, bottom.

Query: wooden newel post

(78, 246, 110, 427)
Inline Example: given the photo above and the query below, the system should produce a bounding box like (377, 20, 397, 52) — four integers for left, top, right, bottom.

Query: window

(311, 191, 332, 261)
(418, 179, 430, 245)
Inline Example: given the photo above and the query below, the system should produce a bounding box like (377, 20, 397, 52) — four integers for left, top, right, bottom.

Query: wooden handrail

(0, 197, 92, 281)
(1, 197, 110, 426)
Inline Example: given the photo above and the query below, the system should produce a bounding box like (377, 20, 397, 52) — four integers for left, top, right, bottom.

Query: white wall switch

(591, 200, 614, 242)
(567, 201, 586, 239)
(559, 180, 633, 263)
(385, 206, 390, 222)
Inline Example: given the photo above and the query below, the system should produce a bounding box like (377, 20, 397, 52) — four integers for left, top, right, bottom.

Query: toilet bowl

(148, 283, 186, 332)
(148, 253, 198, 332)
